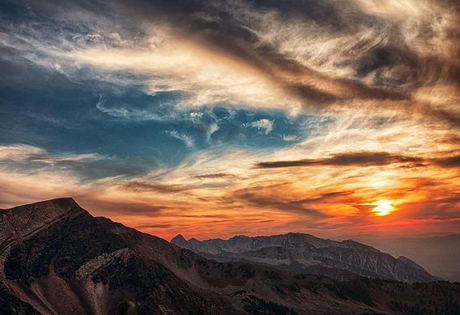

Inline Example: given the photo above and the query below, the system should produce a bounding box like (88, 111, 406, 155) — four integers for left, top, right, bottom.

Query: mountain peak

(0, 197, 85, 246)
(37, 197, 79, 207)
(171, 234, 189, 247)
(2, 197, 84, 219)
(49, 196, 78, 204)
(4, 197, 80, 212)
(171, 234, 187, 242)
(229, 234, 249, 240)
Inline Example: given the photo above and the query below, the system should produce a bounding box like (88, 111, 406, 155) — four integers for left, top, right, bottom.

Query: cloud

(1, 141, 460, 240)
(133, 223, 172, 229)
(121, 181, 189, 194)
(2, 0, 460, 240)
(96, 97, 131, 119)
(294, 191, 355, 205)
(233, 190, 330, 218)
(4, 0, 460, 125)
(165, 130, 194, 148)
(194, 173, 235, 179)
(434, 155, 460, 168)
(100, 0, 460, 124)
(255, 151, 424, 169)
(95, 94, 182, 122)
(0, 144, 142, 181)
(206, 123, 219, 141)
(282, 135, 298, 142)
(85, 199, 166, 216)
(0, 144, 47, 161)
(0, 144, 104, 163)
(250, 119, 274, 135)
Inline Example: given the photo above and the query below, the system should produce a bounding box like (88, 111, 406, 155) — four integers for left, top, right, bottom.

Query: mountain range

(1, 198, 460, 315)
(351, 235, 460, 282)
(171, 233, 437, 283)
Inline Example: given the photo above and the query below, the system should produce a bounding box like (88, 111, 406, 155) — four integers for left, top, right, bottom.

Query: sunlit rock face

(172, 233, 438, 283)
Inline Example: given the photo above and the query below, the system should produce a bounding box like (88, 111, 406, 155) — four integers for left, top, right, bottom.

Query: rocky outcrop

(0, 198, 83, 282)
(171, 233, 438, 282)
(0, 198, 234, 315)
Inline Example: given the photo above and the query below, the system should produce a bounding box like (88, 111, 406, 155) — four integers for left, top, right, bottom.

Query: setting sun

(372, 200, 395, 216)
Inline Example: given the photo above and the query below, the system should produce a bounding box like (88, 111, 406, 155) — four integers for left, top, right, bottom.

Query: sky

(1, 0, 460, 240)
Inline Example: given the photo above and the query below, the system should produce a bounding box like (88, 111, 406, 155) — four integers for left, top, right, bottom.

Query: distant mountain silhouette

(171, 233, 438, 283)
(351, 235, 460, 282)
(1, 198, 460, 315)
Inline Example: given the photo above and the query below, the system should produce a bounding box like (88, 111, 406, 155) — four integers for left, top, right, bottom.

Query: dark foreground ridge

(1, 198, 460, 315)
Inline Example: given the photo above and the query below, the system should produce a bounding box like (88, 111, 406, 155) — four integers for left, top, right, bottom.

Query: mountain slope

(353, 235, 460, 282)
(1, 198, 460, 315)
(0, 198, 234, 315)
(171, 233, 437, 283)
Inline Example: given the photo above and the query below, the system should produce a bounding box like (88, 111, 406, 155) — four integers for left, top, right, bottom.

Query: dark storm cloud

(255, 151, 424, 169)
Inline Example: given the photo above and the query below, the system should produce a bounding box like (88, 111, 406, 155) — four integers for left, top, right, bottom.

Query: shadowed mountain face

(1, 199, 460, 315)
(171, 233, 438, 283)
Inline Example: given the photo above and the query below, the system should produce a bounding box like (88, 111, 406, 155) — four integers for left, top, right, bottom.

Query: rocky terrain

(353, 235, 460, 282)
(1, 198, 460, 315)
(171, 233, 437, 283)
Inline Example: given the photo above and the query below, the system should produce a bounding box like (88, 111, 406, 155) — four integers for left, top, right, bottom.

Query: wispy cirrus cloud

(0, 144, 142, 181)
(165, 130, 195, 148)
(0, 144, 104, 163)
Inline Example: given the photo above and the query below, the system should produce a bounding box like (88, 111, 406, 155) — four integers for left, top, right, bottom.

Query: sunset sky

(1, 0, 460, 240)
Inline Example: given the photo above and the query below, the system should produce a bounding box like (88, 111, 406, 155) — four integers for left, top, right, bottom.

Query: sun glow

(372, 199, 395, 216)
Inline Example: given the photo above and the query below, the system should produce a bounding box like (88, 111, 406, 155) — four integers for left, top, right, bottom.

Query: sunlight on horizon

(372, 199, 395, 216)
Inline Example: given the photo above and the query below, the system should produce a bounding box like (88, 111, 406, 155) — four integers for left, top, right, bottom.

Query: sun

(372, 200, 395, 216)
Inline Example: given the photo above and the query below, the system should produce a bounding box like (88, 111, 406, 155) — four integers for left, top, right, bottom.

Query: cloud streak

(165, 130, 195, 148)
(255, 151, 424, 169)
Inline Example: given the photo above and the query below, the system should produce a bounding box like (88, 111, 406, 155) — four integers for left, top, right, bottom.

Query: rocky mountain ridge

(1, 198, 459, 315)
(171, 232, 437, 283)
(354, 234, 460, 282)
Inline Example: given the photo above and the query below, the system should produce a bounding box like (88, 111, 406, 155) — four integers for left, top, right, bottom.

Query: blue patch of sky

(0, 50, 324, 182)
(0, 57, 321, 172)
